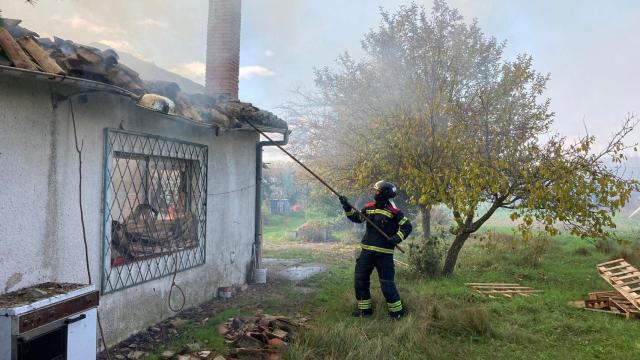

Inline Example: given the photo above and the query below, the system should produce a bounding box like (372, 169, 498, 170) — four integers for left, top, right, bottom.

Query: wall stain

(4, 272, 23, 293)
(43, 108, 59, 272)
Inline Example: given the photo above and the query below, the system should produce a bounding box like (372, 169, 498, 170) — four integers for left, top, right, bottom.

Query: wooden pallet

(582, 290, 640, 319)
(585, 291, 625, 310)
(596, 259, 640, 312)
(583, 307, 628, 317)
(610, 298, 640, 318)
(465, 283, 542, 298)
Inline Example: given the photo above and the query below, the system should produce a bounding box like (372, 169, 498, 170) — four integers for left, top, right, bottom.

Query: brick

(206, 0, 242, 99)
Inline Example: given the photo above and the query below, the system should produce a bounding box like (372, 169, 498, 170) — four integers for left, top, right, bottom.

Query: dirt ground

(98, 258, 328, 360)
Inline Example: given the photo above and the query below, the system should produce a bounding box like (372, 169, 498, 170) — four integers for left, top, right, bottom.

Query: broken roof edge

(0, 64, 289, 135)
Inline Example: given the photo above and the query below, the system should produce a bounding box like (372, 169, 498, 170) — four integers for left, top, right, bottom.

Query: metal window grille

(101, 129, 208, 293)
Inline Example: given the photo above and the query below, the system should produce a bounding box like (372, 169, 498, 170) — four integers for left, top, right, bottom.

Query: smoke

(1, 0, 208, 70)
(2, 0, 639, 150)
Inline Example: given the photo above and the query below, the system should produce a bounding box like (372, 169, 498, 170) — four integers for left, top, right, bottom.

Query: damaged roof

(0, 19, 288, 133)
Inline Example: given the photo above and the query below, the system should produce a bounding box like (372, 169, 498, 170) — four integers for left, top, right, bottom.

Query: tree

(263, 162, 310, 206)
(294, 1, 639, 275)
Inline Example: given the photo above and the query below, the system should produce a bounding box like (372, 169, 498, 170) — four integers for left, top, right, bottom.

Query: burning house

(0, 0, 286, 353)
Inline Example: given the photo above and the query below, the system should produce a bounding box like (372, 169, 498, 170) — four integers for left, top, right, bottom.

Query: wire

(208, 184, 256, 196)
(69, 100, 112, 360)
(167, 252, 186, 313)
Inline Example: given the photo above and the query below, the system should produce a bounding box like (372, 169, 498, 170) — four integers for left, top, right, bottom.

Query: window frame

(101, 128, 208, 294)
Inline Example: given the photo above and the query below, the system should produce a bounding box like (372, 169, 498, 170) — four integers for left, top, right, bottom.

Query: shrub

(594, 237, 614, 253)
(478, 230, 550, 268)
(520, 232, 551, 267)
(409, 235, 447, 278)
(296, 221, 334, 242)
(573, 247, 591, 256)
(479, 231, 518, 253)
(611, 241, 640, 268)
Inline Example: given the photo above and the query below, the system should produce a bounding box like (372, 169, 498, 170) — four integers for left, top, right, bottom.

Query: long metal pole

(245, 120, 405, 254)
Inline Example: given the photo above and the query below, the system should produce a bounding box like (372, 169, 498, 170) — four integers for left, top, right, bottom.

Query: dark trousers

(354, 250, 401, 307)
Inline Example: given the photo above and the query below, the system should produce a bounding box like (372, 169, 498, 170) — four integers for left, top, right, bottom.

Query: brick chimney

(206, 0, 242, 100)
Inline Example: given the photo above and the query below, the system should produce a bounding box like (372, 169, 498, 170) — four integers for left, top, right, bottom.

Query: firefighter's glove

(389, 234, 402, 246)
(338, 195, 352, 211)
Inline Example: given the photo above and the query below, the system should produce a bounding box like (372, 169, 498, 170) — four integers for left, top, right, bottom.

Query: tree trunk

(420, 205, 431, 239)
(442, 232, 471, 275)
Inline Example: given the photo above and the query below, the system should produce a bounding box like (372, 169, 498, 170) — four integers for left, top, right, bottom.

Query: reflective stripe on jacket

(345, 201, 412, 255)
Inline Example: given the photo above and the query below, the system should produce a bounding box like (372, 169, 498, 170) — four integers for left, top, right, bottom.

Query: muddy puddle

(262, 258, 328, 281)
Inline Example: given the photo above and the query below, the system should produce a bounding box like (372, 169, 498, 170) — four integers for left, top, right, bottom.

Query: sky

(3, 0, 640, 156)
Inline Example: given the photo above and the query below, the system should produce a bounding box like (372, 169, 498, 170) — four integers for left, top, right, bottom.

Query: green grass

(146, 212, 640, 359)
(263, 210, 334, 244)
(274, 231, 640, 360)
(263, 211, 307, 244)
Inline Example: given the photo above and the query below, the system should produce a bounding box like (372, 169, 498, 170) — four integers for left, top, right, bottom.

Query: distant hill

(90, 43, 206, 95)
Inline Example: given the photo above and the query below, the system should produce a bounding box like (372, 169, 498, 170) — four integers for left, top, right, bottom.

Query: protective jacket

(345, 201, 412, 255)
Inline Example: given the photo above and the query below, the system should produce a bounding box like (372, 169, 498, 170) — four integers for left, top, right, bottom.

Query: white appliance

(0, 284, 98, 360)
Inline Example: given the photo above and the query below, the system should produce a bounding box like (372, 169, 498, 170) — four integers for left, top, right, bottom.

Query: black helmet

(373, 180, 397, 201)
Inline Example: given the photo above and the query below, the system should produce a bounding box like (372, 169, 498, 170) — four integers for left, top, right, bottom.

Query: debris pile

(0, 19, 287, 130)
(0, 282, 85, 308)
(465, 283, 542, 298)
(574, 259, 640, 319)
(217, 313, 307, 359)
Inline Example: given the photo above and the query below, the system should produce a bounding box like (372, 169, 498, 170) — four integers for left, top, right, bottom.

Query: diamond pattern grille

(101, 129, 208, 293)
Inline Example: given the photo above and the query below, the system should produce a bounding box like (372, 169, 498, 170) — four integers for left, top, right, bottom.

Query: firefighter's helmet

(373, 180, 397, 201)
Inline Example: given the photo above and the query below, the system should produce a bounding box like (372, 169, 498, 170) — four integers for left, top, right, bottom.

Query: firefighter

(339, 180, 412, 319)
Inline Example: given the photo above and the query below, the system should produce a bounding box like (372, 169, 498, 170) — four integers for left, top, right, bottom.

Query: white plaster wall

(0, 75, 259, 346)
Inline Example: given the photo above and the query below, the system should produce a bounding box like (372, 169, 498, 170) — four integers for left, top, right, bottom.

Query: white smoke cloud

(264, 50, 276, 57)
(240, 65, 275, 80)
(98, 40, 148, 61)
(98, 40, 134, 53)
(169, 61, 206, 83)
(57, 15, 123, 35)
(166, 63, 276, 83)
(138, 18, 168, 28)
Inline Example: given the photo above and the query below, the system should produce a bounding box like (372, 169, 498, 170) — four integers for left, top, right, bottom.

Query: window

(102, 129, 207, 293)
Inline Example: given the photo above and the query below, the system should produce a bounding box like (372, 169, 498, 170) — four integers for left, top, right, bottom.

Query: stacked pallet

(465, 283, 542, 298)
(583, 291, 640, 318)
(581, 259, 640, 319)
(597, 259, 640, 306)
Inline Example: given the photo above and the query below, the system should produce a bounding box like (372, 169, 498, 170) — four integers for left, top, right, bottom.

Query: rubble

(0, 282, 85, 308)
(127, 350, 147, 359)
(16, 36, 65, 74)
(0, 27, 36, 71)
(98, 280, 311, 360)
(217, 313, 308, 359)
(110, 313, 304, 359)
(0, 18, 288, 131)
